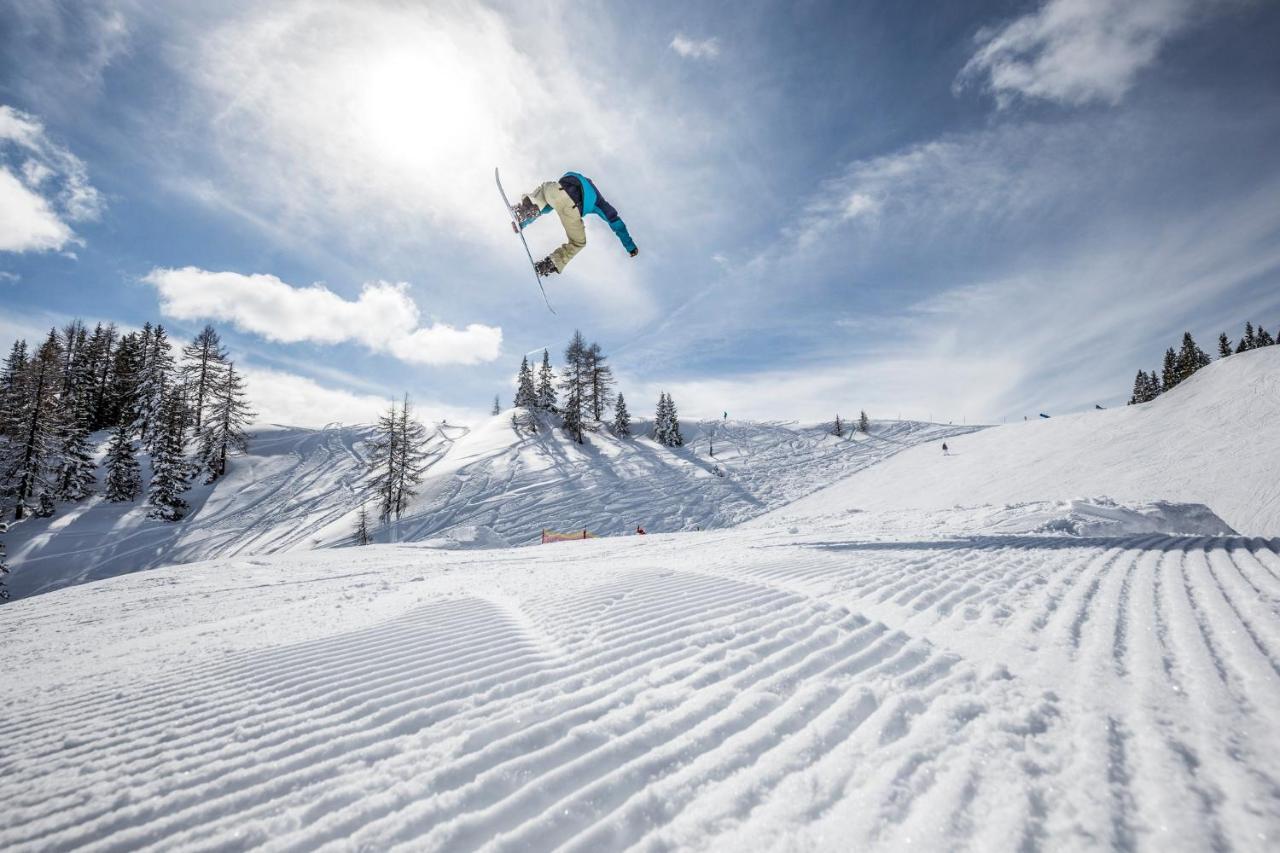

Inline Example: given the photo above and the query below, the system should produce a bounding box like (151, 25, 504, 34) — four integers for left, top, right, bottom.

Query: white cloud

(143, 267, 503, 366)
(957, 0, 1201, 106)
(237, 364, 481, 428)
(0, 169, 73, 252)
(0, 105, 103, 252)
(670, 34, 720, 60)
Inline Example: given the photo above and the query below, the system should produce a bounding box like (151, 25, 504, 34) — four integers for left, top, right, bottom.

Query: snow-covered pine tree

(393, 396, 430, 520)
(104, 421, 142, 502)
(57, 319, 88, 398)
(1130, 370, 1162, 404)
(514, 356, 537, 408)
(1218, 332, 1233, 359)
(1257, 326, 1276, 347)
(0, 339, 28, 440)
(368, 401, 399, 524)
(84, 322, 119, 430)
(652, 393, 670, 445)
(137, 325, 176, 449)
(182, 325, 228, 432)
(491, 394, 501, 416)
(562, 383, 584, 444)
(1175, 332, 1210, 384)
(560, 331, 588, 431)
(584, 342, 615, 421)
(104, 332, 142, 434)
(612, 393, 631, 437)
(832, 415, 843, 437)
(666, 393, 684, 447)
(353, 505, 372, 546)
(858, 410, 870, 433)
(1161, 347, 1179, 390)
(146, 387, 192, 521)
(52, 392, 96, 502)
(1237, 322, 1255, 353)
(536, 349, 557, 411)
(198, 362, 253, 482)
(2, 331, 62, 520)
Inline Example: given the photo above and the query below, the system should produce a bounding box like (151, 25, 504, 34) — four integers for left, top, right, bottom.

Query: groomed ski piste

(2, 347, 1278, 851)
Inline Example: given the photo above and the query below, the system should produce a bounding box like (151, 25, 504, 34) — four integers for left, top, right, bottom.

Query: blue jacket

(532, 172, 637, 254)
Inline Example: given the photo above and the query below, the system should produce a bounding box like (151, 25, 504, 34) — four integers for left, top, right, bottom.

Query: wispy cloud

(670, 33, 721, 60)
(143, 267, 503, 367)
(164, 2, 652, 256)
(0, 1, 132, 108)
(0, 105, 103, 253)
(957, 0, 1203, 107)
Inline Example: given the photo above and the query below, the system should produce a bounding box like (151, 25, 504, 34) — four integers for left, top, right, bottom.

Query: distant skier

(942, 442, 950, 456)
(511, 172, 638, 276)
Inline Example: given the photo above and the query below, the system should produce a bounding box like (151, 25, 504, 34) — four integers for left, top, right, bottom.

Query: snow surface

(3, 505, 1278, 851)
(3, 352, 1278, 850)
(4, 417, 975, 600)
(777, 346, 1280, 536)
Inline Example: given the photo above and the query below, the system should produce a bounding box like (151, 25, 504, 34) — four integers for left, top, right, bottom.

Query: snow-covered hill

(3, 503, 1277, 850)
(773, 346, 1280, 536)
(3, 417, 975, 600)
(4, 352, 1279, 849)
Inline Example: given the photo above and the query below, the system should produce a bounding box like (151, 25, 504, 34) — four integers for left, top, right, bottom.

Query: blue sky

(2, 0, 1279, 427)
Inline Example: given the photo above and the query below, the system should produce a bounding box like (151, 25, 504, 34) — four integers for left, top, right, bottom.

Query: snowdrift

(776, 346, 1280, 535)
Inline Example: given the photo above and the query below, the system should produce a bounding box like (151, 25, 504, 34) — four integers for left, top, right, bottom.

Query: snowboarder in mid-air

(511, 172, 638, 277)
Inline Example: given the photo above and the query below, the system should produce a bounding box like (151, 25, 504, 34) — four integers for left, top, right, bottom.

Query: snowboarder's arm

(594, 196, 637, 254)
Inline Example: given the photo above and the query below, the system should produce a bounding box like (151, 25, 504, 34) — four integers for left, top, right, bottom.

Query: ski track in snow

(3, 525, 1278, 851)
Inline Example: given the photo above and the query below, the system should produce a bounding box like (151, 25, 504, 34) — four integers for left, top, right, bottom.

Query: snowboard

(495, 167, 555, 314)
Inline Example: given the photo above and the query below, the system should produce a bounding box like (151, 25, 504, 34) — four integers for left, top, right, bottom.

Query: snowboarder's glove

(534, 257, 558, 277)
(629, 247, 639, 258)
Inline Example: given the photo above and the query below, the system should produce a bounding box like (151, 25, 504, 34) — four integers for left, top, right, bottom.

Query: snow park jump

(4, 3, 1280, 852)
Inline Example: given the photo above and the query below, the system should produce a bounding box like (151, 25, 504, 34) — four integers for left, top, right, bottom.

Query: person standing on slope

(511, 171, 638, 277)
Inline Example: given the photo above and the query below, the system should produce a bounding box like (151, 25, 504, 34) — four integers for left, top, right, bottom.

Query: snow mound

(418, 524, 513, 550)
(1012, 498, 1236, 537)
(776, 346, 1280, 535)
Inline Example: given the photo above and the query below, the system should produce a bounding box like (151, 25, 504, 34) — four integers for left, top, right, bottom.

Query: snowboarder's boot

(534, 257, 558, 277)
(513, 196, 541, 229)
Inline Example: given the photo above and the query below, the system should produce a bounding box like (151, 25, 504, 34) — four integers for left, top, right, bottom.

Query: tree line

(1128, 320, 1277, 404)
(510, 330, 684, 447)
(0, 320, 254, 597)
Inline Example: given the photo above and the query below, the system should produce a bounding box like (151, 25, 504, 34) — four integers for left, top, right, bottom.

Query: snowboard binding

(512, 196, 541, 231)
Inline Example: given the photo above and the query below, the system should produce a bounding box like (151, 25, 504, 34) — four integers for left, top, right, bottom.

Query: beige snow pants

(525, 181, 586, 272)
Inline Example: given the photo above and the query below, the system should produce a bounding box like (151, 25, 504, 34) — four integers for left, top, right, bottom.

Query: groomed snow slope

(773, 346, 1280, 536)
(2, 507, 1278, 851)
(4, 417, 975, 600)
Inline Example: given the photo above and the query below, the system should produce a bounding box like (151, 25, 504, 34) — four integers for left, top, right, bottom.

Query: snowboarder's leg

(528, 181, 586, 272)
